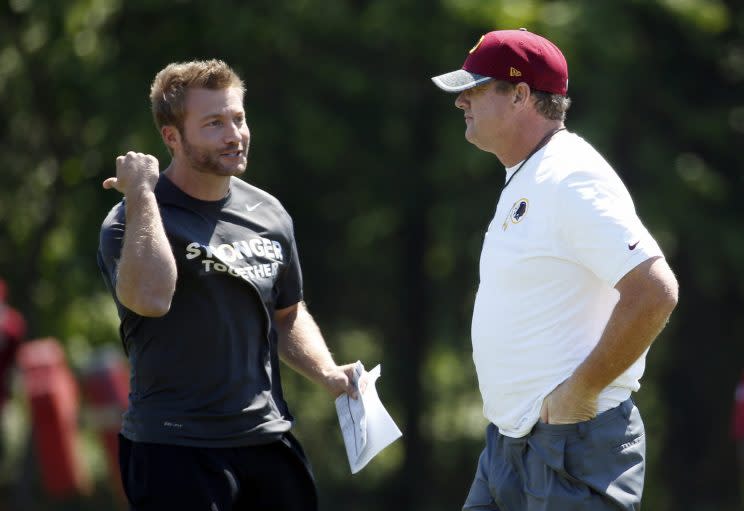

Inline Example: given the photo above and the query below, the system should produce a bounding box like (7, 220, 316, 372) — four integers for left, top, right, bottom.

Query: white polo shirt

(471, 131, 663, 438)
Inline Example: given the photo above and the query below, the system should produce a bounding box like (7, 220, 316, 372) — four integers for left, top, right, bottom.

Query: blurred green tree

(0, 0, 742, 510)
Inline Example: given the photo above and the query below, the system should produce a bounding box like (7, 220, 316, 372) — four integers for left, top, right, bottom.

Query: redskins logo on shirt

(502, 198, 529, 231)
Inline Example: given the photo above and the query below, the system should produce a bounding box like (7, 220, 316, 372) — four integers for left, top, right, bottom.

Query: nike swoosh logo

(245, 201, 263, 212)
(628, 241, 639, 250)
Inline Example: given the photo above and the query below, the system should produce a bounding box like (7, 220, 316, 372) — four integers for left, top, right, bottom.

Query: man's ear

(161, 125, 180, 152)
(514, 82, 530, 105)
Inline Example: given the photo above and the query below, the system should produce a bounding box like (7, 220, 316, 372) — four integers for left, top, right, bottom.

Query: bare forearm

(116, 189, 177, 316)
(572, 257, 678, 394)
(277, 304, 336, 386)
(573, 293, 673, 393)
(275, 302, 360, 398)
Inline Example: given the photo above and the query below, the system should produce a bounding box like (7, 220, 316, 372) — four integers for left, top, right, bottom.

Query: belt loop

(515, 435, 528, 452)
(578, 421, 587, 438)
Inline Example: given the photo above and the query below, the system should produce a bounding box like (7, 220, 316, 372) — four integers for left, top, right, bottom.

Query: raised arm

(274, 301, 360, 398)
(541, 256, 679, 423)
(103, 152, 177, 317)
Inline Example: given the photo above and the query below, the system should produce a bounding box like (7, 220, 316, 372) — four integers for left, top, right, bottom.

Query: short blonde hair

(149, 59, 245, 132)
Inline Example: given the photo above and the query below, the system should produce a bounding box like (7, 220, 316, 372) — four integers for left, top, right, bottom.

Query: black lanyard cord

(500, 127, 566, 196)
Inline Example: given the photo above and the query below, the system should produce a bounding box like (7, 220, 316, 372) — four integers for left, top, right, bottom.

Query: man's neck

(497, 120, 565, 168)
(163, 161, 231, 202)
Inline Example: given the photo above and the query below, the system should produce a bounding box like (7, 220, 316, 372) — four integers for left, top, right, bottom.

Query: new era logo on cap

(431, 29, 569, 95)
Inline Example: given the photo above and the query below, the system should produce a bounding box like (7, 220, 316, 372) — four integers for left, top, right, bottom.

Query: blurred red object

(733, 370, 744, 440)
(0, 279, 25, 409)
(17, 338, 90, 498)
(81, 349, 129, 500)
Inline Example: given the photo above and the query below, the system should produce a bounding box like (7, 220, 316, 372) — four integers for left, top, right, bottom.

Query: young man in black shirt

(99, 59, 360, 511)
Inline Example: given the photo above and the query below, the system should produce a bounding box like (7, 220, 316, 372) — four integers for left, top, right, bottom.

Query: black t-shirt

(98, 175, 303, 447)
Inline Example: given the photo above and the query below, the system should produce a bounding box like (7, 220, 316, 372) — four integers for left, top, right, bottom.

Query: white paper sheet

(335, 362, 402, 474)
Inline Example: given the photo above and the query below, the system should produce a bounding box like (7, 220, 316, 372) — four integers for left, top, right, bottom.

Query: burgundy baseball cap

(432, 28, 568, 95)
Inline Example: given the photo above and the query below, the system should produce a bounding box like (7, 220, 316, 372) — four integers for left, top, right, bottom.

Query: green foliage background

(1, 0, 742, 509)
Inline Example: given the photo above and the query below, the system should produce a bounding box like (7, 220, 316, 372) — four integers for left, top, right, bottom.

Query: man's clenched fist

(103, 152, 160, 195)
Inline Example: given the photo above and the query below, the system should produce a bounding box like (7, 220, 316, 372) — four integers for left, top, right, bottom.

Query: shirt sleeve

(274, 220, 304, 309)
(555, 168, 664, 287)
(98, 203, 126, 300)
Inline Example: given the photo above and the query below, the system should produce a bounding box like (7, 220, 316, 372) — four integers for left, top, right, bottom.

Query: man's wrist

(124, 185, 158, 205)
(319, 363, 339, 383)
(566, 370, 603, 399)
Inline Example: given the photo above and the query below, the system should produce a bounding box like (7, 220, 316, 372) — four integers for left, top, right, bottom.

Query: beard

(181, 135, 248, 177)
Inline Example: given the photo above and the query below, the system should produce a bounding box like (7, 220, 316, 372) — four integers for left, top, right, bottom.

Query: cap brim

(431, 69, 493, 92)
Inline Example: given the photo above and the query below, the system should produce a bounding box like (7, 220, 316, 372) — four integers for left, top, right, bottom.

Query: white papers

(335, 362, 402, 474)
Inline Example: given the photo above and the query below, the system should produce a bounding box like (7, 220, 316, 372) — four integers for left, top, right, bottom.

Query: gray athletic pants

(463, 398, 645, 511)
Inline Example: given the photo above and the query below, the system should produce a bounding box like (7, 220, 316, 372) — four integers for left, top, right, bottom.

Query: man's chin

(215, 162, 246, 176)
(464, 130, 477, 146)
(230, 163, 247, 176)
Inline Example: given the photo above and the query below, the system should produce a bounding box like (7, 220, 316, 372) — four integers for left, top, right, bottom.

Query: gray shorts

(463, 398, 645, 511)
